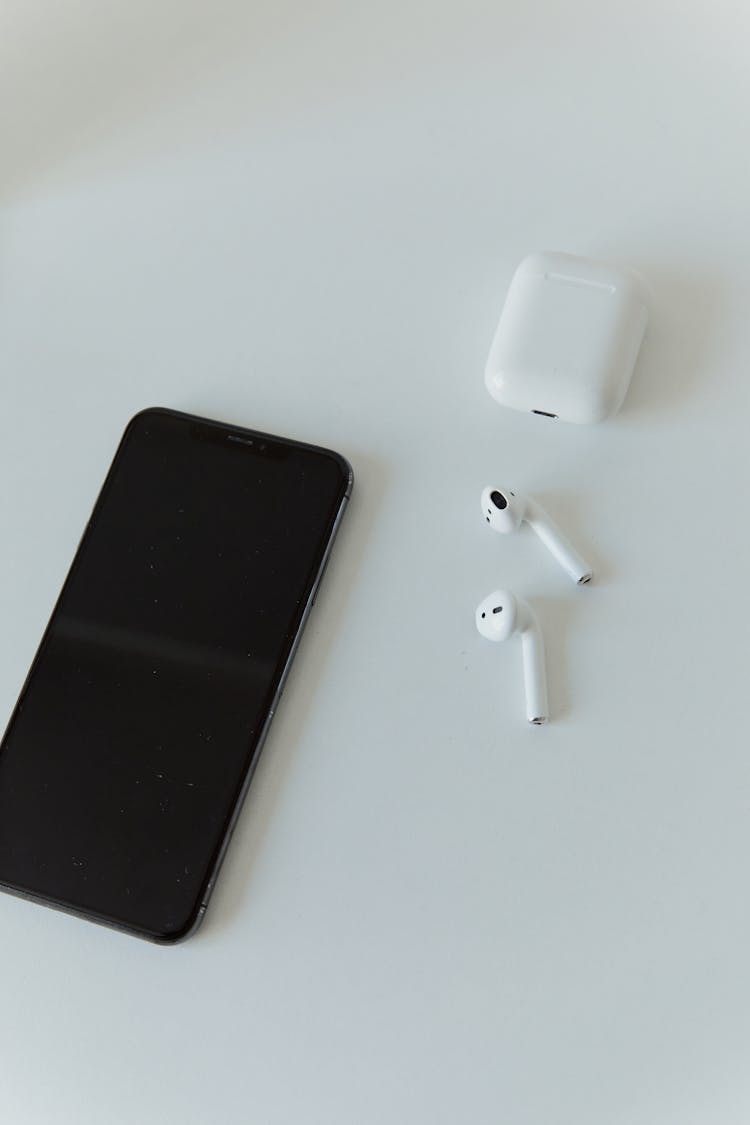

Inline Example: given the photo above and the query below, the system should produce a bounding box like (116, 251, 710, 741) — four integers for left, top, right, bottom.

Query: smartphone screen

(0, 409, 352, 942)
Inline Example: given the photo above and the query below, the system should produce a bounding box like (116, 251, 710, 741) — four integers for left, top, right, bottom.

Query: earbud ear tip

(475, 590, 518, 641)
(481, 487, 523, 533)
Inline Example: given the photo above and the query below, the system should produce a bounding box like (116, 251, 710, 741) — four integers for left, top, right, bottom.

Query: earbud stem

(526, 499, 593, 585)
(518, 600, 549, 725)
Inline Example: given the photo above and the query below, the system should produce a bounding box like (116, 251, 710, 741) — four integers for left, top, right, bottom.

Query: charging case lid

(484, 251, 649, 424)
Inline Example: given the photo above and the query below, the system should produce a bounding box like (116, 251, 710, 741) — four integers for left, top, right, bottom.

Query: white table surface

(2, 3, 750, 1122)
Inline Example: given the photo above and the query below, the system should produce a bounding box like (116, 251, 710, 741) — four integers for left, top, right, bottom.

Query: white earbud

(475, 589, 549, 725)
(481, 486, 593, 585)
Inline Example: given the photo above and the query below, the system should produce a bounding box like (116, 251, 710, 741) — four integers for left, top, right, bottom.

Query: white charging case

(484, 252, 649, 424)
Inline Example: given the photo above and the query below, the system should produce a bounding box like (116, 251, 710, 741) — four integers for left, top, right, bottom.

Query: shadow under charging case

(485, 252, 649, 424)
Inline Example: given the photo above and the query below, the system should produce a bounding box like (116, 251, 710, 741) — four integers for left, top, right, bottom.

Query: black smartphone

(0, 408, 352, 942)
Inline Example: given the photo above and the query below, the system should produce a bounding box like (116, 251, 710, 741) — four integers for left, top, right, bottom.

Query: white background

(2, 2, 750, 1122)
